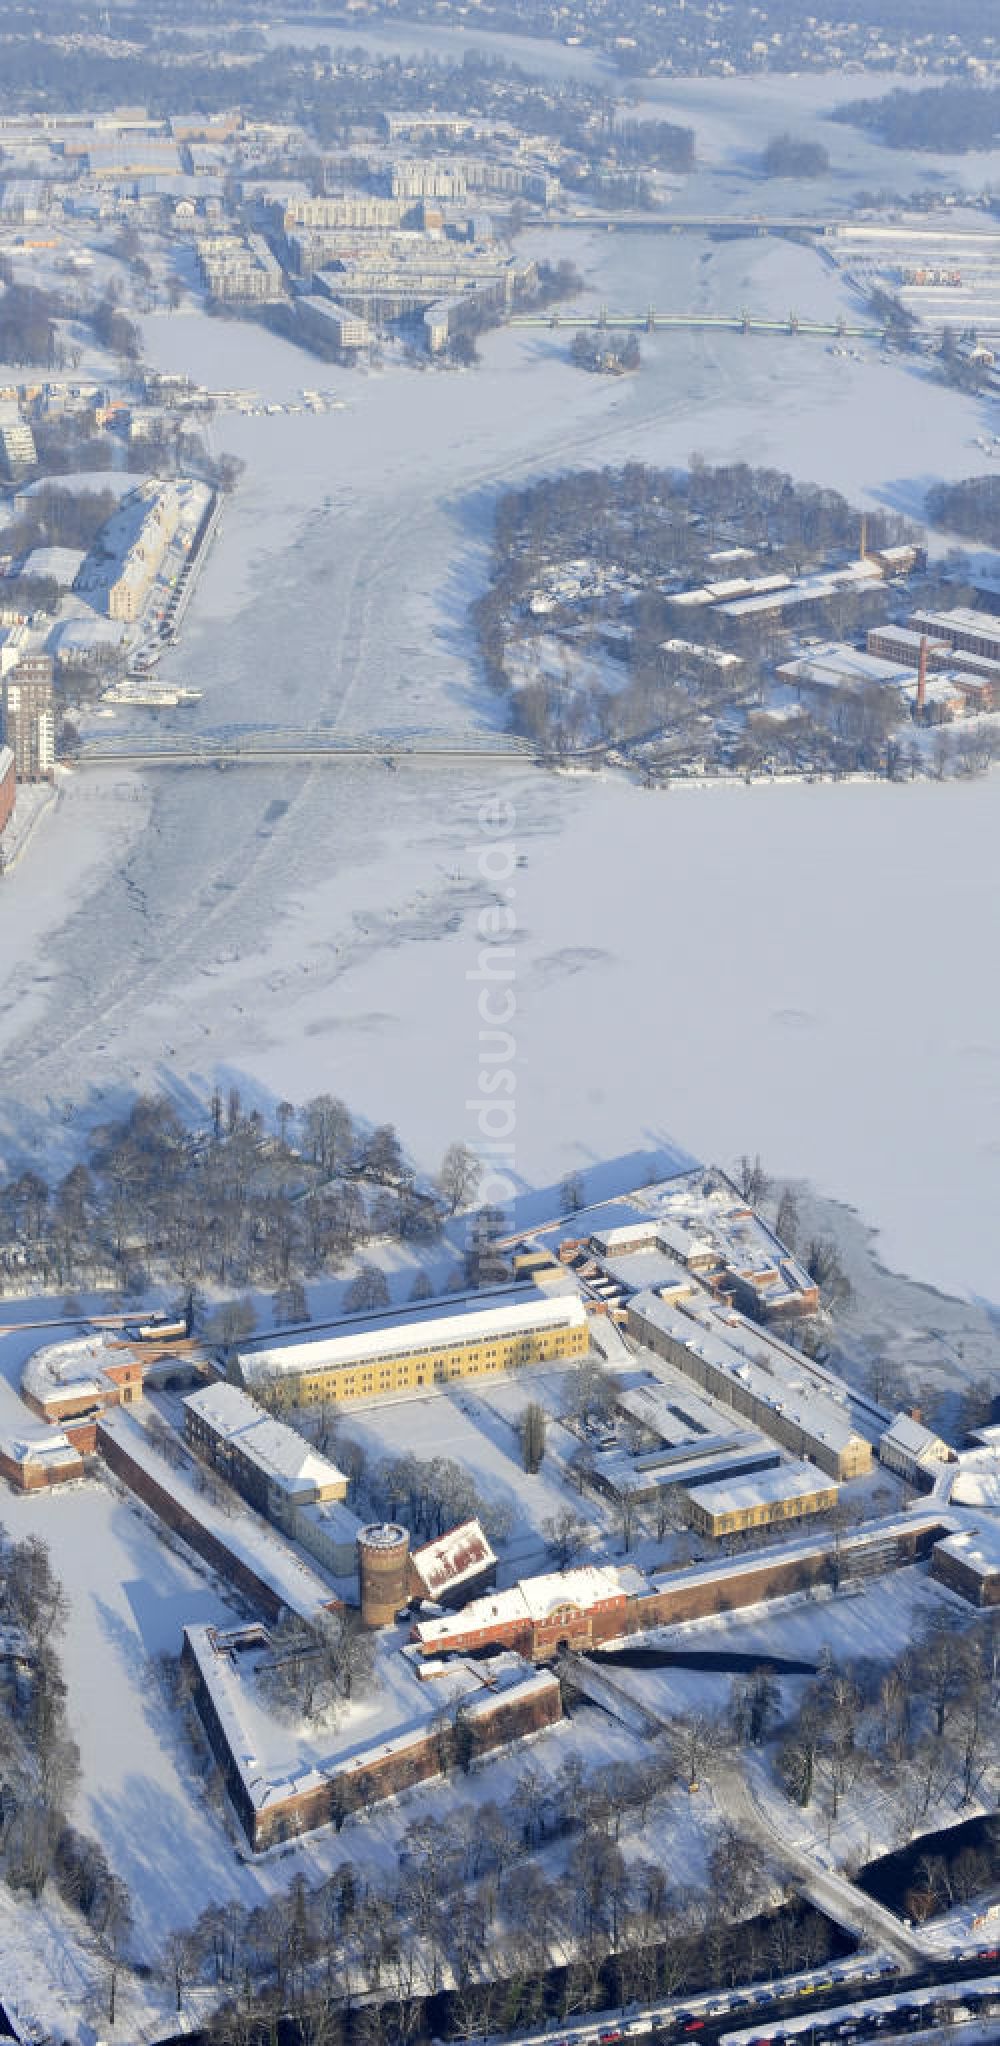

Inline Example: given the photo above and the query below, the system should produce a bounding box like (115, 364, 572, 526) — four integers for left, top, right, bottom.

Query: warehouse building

(183, 1382, 348, 1531)
(683, 1457, 838, 1538)
(909, 606, 1000, 665)
(776, 641, 914, 699)
(238, 1290, 589, 1406)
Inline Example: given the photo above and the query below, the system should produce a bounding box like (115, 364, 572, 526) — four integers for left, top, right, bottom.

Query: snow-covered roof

(518, 1561, 648, 1620)
(98, 1411, 338, 1621)
(628, 1290, 866, 1460)
(184, 1382, 347, 1498)
(880, 1412, 950, 1464)
(21, 1332, 128, 1408)
(934, 1524, 1000, 1579)
(0, 1428, 82, 1472)
(414, 1560, 648, 1646)
(410, 1518, 496, 1597)
(685, 1457, 836, 1518)
(240, 1291, 586, 1385)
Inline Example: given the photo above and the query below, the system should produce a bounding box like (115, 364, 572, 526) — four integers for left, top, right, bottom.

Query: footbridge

(75, 727, 541, 770)
(512, 305, 884, 339)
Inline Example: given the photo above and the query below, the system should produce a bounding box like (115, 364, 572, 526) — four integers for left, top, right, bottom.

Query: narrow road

(716, 1760, 927, 1971)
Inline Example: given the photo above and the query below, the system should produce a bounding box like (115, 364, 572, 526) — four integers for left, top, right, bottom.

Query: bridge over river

(512, 306, 884, 339)
(76, 728, 542, 770)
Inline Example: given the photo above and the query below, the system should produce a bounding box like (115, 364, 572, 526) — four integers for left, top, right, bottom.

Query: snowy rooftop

(880, 1412, 950, 1462)
(0, 1427, 82, 1472)
(628, 1290, 866, 1457)
(410, 1517, 496, 1597)
(593, 1172, 816, 1308)
(21, 1332, 126, 1408)
(776, 641, 914, 691)
(912, 605, 1000, 638)
(182, 1621, 536, 1815)
(414, 1560, 649, 1646)
(184, 1381, 348, 1498)
(934, 1524, 1000, 1578)
(684, 1456, 836, 1517)
(97, 1412, 339, 1621)
(240, 1290, 586, 1385)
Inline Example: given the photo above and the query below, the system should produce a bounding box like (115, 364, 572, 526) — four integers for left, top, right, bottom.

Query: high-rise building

(0, 405, 37, 481)
(4, 654, 54, 781)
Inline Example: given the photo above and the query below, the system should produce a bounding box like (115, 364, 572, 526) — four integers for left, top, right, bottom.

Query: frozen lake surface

(3, 107, 1000, 1309)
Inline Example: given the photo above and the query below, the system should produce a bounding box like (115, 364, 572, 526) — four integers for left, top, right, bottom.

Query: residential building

(197, 232, 284, 303)
(878, 1412, 954, 1486)
(0, 405, 37, 480)
(295, 295, 371, 352)
(183, 1381, 348, 1531)
(237, 1291, 589, 1406)
(3, 655, 54, 781)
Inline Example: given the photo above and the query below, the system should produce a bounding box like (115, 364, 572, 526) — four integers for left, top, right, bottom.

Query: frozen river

(3, 128, 1000, 1309)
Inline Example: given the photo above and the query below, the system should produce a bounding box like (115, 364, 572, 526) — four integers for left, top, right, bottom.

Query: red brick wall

(184, 1635, 562, 1851)
(98, 1423, 290, 1621)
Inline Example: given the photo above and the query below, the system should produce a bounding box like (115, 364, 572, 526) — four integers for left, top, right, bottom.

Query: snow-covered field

(3, 82, 1000, 1316)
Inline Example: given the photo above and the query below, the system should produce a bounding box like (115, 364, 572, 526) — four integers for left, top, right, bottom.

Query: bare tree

(344, 1261, 390, 1314)
(543, 1507, 590, 1571)
(438, 1143, 482, 1215)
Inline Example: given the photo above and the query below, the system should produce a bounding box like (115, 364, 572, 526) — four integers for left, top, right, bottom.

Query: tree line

(0, 1088, 491, 1304)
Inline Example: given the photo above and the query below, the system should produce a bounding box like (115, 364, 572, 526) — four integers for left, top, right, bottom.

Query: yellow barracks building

(238, 1291, 589, 1406)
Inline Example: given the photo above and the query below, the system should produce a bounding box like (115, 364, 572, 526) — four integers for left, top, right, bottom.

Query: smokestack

(859, 514, 867, 562)
(917, 634, 928, 718)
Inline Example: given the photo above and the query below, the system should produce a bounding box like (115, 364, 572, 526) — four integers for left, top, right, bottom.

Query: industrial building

(775, 641, 914, 699)
(909, 607, 1000, 665)
(683, 1457, 839, 1538)
(868, 621, 1000, 712)
(626, 1289, 872, 1481)
(238, 1290, 589, 1406)
(183, 1382, 349, 1531)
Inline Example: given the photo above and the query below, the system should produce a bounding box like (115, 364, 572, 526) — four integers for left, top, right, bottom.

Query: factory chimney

(916, 633, 928, 718)
(859, 514, 867, 562)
